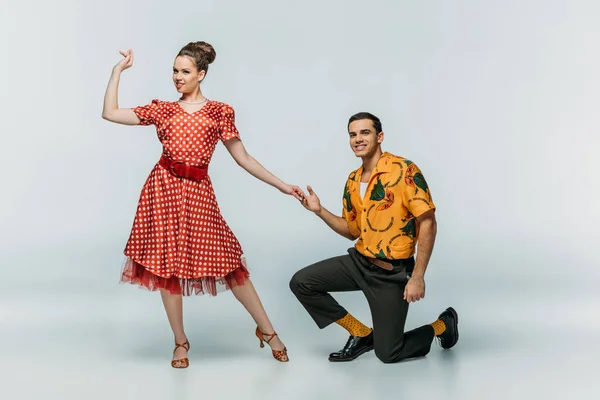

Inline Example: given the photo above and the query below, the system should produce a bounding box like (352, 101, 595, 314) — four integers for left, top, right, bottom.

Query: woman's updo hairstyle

(177, 41, 216, 77)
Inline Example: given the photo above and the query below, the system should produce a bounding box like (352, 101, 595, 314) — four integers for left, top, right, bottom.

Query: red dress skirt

(120, 99, 249, 296)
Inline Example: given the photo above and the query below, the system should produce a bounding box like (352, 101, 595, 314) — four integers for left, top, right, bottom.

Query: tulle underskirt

(119, 257, 250, 296)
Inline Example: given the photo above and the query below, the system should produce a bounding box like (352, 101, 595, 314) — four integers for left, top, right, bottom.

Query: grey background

(1, 0, 598, 399)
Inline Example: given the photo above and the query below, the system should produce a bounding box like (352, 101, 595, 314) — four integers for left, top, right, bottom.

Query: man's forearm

(412, 219, 437, 278)
(315, 207, 356, 241)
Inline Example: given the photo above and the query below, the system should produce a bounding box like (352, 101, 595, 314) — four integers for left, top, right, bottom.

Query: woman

(102, 41, 304, 367)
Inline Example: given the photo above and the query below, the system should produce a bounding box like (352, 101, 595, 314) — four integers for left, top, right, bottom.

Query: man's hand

(403, 275, 425, 303)
(300, 185, 322, 214)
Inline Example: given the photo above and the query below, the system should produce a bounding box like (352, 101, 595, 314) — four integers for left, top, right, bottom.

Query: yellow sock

(430, 319, 446, 336)
(336, 313, 372, 337)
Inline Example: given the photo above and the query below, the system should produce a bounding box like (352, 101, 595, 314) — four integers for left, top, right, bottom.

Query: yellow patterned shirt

(342, 152, 436, 260)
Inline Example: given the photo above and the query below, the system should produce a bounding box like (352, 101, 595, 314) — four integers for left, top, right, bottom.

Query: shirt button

(364, 229, 367, 232)
(363, 209, 366, 212)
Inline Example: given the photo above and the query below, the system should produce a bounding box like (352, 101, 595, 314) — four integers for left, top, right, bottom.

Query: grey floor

(2, 251, 598, 400)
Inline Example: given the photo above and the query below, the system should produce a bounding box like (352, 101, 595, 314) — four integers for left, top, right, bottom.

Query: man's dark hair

(348, 112, 382, 134)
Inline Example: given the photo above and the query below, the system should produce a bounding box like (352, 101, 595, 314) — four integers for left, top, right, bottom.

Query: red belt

(158, 154, 208, 181)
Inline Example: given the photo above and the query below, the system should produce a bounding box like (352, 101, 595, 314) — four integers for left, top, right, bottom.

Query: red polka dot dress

(119, 100, 249, 296)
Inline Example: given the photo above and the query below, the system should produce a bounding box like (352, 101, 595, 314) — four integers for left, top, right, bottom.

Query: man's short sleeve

(402, 161, 436, 217)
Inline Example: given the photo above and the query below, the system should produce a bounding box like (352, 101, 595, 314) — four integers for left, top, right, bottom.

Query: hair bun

(194, 41, 216, 64)
(177, 41, 216, 76)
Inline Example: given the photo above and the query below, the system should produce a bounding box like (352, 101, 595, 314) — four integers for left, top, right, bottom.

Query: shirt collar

(354, 152, 394, 184)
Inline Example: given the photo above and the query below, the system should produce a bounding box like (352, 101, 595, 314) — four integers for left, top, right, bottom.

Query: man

(290, 112, 458, 363)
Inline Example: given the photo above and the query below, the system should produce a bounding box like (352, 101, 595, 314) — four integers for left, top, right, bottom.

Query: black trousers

(289, 248, 435, 363)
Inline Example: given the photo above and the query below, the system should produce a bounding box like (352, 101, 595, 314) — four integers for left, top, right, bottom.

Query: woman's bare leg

(230, 279, 285, 351)
(159, 289, 189, 361)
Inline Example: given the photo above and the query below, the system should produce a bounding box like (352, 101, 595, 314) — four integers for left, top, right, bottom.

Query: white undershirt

(360, 182, 368, 198)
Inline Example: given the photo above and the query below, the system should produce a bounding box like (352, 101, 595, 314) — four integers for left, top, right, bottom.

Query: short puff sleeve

(132, 99, 161, 126)
(219, 105, 240, 142)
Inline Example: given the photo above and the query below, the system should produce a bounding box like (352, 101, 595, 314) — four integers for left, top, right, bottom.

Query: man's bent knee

(289, 269, 309, 295)
(375, 349, 400, 364)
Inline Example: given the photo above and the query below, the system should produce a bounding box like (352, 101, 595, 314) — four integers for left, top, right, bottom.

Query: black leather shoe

(436, 307, 459, 349)
(328, 331, 374, 362)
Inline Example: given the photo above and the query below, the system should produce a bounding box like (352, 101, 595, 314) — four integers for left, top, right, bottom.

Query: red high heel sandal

(171, 340, 190, 369)
(255, 327, 289, 362)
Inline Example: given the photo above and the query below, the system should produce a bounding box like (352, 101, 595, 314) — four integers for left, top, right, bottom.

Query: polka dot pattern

(120, 100, 247, 295)
(430, 319, 446, 336)
(336, 313, 373, 337)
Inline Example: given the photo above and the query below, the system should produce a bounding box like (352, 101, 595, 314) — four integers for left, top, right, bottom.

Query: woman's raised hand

(114, 49, 134, 72)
